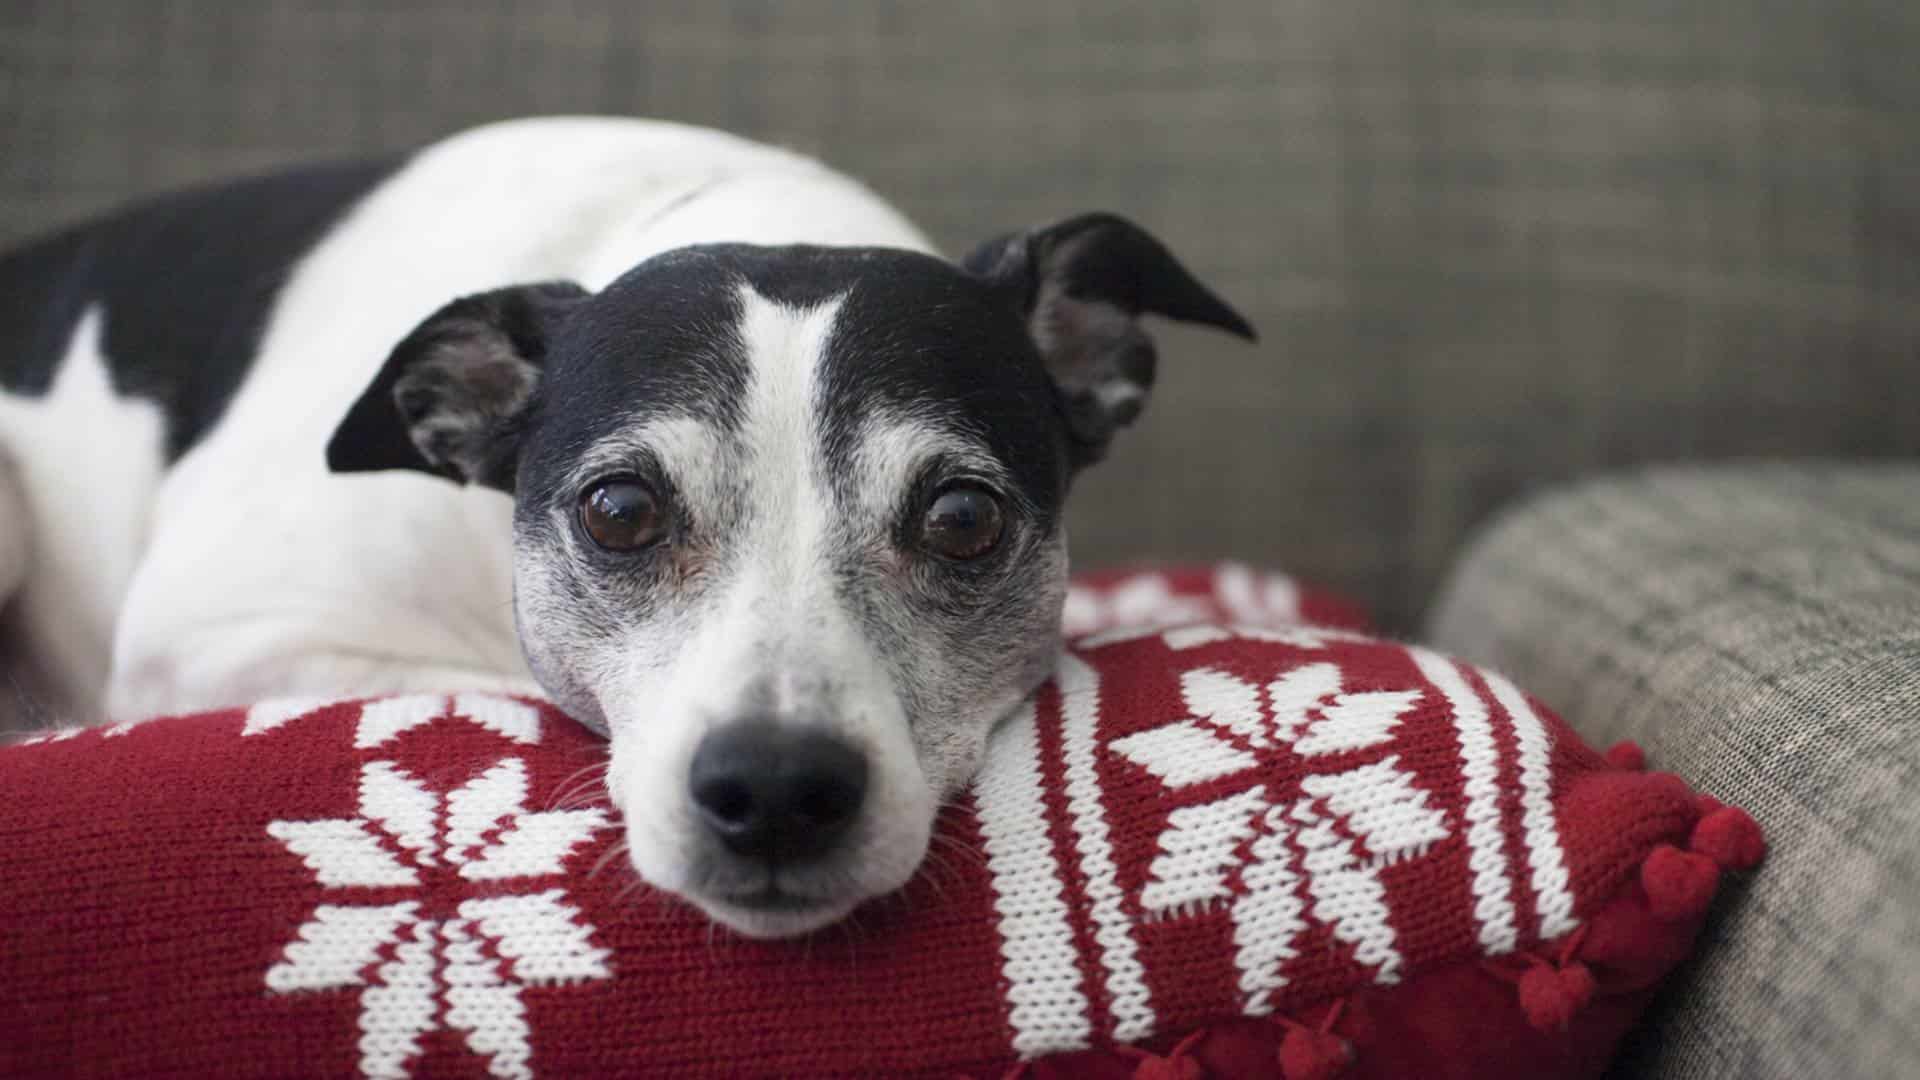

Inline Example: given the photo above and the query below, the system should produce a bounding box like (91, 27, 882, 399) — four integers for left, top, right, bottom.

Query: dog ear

(326, 281, 590, 491)
(962, 213, 1255, 466)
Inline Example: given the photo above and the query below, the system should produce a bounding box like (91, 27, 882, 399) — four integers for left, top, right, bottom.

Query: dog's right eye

(579, 478, 668, 552)
(919, 484, 1005, 561)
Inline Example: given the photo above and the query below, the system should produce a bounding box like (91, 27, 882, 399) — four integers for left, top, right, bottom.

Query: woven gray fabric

(1428, 464, 1920, 1080)
(4, 2, 1920, 630)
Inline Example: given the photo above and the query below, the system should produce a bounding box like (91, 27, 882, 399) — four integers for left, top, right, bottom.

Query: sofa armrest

(1427, 463, 1920, 1080)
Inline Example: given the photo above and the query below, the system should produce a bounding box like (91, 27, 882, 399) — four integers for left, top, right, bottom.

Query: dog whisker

(588, 838, 630, 879)
(547, 785, 614, 813)
(612, 875, 655, 912)
(840, 912, 866, 966)
(912, 850, 955, 899)
(545, 760, 611, 812)
(926, 830, 988, 870)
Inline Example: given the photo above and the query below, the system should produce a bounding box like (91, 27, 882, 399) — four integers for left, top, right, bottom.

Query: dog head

(329, 214, 1252, 937)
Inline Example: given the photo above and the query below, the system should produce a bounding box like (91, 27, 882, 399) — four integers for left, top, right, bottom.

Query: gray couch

(1430, 466, 1920, 1078)
(5, 2, 1916, 1076)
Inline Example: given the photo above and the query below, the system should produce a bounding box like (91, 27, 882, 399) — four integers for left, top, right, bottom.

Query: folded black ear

(326, 281, 589, 491)
(962, 213, 1255, 466)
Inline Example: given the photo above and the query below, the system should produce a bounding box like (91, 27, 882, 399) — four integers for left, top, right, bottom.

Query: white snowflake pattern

(268, 754, 613, 1080)
(1077, 619, 1374, 653)
(1063, 574, 1220, 637)
(1109, 660, 1447, 1010)
(243, 692, 543, 747)
(1063, 563, 1316, 642)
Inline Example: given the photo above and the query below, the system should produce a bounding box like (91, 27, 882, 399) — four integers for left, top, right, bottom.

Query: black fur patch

(0, 157, 400, 458)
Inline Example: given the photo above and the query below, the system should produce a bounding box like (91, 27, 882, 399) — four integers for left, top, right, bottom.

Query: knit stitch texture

(0, 567, 1752, 1078)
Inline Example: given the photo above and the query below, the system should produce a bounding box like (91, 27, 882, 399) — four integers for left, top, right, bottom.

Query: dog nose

(688, 724, 869, 861)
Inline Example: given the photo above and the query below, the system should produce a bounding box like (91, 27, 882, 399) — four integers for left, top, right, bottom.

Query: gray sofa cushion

(6, 2, 1920, 630)
(1427, 463, 1920, 1080)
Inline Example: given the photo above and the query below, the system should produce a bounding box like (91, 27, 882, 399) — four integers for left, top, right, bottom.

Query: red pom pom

(1604, 741, 1646, 771)
(1641, 844, 1721, 921)
(1690, 806, 1765, 870)
(1128, 1030, 1206, 1080)
(1132, 1054, 1204, 1080)
(1330, 995, 1376, 1046)
(1517, 962, 1597, 1031)
(1278, 1028, 1352, 1080)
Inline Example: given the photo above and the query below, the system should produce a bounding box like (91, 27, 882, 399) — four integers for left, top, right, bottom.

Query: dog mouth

(694, 882, 862, 938)
(712, 884, 834, 913)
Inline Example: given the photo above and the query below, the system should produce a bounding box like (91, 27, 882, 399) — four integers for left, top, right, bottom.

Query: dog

(0, 117, 1253, 937)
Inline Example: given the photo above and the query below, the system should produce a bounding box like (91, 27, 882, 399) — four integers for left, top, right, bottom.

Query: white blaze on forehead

(562, 284, 846, 547)
(732, 284, 845, 577)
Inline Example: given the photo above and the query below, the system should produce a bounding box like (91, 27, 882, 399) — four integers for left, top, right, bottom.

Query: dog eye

(580, 478, 668, 552)
(920, 485, 1005, 561)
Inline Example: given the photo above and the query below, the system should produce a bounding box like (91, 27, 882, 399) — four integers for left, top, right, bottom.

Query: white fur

(596, 288, 936, 937)
(0, 452, 26, 607)
(0, 306, 167, 719)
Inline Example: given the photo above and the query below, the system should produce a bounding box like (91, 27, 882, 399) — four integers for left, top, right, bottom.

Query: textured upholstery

(3, 2, 1918, 630)
(1428, 464, 1920, 1079)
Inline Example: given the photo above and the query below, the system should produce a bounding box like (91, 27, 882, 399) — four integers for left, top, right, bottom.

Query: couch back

(5, 1, 1916, 629)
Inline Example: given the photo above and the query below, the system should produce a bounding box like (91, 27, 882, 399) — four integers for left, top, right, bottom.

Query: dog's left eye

(920, 484, 1005, 561)
(580, 478, 668, 552)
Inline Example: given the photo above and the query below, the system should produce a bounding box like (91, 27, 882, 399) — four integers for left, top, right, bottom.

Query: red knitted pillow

(1063, 562, 1371, 638)
(0, 588, 1758, 1078)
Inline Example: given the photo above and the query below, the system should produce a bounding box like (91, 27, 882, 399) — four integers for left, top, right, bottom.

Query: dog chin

(655, 830, 934, 939)
(690, 891, 863, 939)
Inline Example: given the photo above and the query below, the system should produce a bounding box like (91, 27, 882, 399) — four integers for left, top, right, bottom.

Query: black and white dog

(0, 117, 1252, 936)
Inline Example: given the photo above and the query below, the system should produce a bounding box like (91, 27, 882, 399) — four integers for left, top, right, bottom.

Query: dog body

(0, 117, 1250, 935)
(1, 117, 929, 722)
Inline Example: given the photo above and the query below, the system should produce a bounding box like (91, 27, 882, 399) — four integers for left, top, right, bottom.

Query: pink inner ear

(1029, 287, 1159, 460)
(1032, 289, 1132, 379)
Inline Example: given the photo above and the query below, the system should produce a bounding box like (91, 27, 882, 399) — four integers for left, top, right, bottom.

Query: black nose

(688, 724, 869, 862)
